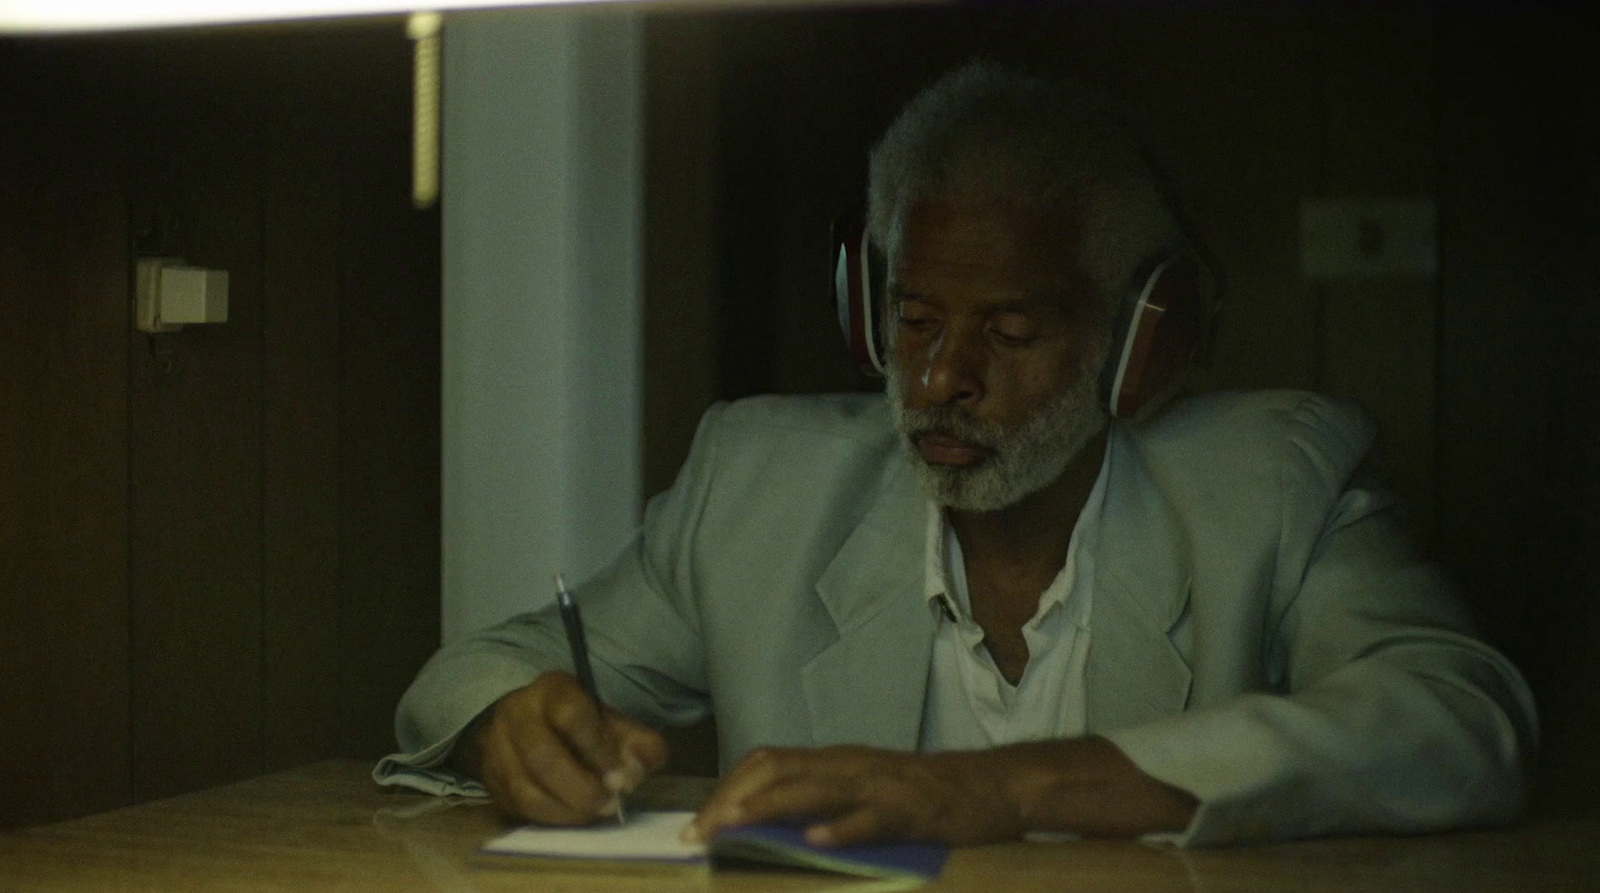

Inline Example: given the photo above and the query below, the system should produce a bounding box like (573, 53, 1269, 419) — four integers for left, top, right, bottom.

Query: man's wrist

(993, 738, 1092, 832)
(446, 704, 494, 779)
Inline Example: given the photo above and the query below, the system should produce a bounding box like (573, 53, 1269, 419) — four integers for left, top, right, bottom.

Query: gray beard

(885, 361, 1109, 512)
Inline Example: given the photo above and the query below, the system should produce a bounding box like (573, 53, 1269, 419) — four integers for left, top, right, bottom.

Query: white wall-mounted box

(1300, 197, 1438, 279)
(135, 258, 229, 333)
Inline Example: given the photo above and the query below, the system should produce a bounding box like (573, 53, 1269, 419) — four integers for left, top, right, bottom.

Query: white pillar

(441, 9, 642, 641)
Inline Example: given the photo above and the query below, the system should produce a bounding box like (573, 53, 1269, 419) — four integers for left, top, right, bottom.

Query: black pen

(554, 573, 626, 824)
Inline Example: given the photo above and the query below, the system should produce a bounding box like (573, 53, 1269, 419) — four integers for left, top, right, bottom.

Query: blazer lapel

(801, 459, 935, 750)
(1086, 429, 1195, 731)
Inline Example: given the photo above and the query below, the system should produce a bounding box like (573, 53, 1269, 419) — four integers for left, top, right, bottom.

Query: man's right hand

(454, 671, 669, 824)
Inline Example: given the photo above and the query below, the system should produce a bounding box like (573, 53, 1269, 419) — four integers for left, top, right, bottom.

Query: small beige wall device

(135, 257, 229, 334)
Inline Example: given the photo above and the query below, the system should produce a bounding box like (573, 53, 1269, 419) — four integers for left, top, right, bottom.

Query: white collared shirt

(918, 440, 1112, 752)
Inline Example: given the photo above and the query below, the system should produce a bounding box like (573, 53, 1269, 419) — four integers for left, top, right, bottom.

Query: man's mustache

(900, 404, 1003, 451)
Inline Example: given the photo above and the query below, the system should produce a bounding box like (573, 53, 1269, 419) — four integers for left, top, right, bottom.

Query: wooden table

(1, 760, 1595, 891)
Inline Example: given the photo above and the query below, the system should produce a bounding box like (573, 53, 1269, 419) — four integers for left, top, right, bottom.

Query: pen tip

(555, 572, 568, 592)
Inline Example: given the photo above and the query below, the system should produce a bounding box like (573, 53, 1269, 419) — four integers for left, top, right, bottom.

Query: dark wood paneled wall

(335, 65, 444, 762)
(643, 16, 721, 502)
(0, 48, 132, 826)
(260, 86, 345, 774)
(124, 37, 271, 800)
(0, 23, 440, 826)
(1434, 7, 1600, 813)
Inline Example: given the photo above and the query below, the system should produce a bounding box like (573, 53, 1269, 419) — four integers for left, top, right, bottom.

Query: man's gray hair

(867, 63, 1181, 314)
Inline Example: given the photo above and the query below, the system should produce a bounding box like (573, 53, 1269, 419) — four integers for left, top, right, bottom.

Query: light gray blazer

(378, 390, 1536, 846)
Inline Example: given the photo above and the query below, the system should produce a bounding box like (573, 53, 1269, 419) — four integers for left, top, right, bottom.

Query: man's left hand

(684, 737, 1197, 847)
(685, 745, 1023, 847)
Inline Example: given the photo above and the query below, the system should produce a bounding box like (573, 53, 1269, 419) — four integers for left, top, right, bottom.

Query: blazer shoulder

(666, 393, 900, 513)
(710, 393, 896, 449)
(1130, 390, 1378, 498)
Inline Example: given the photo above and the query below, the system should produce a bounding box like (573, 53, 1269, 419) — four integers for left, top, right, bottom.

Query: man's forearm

(979, 735, 1198, 837)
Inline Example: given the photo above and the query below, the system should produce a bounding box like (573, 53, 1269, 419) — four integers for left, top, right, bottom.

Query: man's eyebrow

(886, 284, 923, 305)
(884, 287, 1076, 316)
(984, 294, 1069, 316)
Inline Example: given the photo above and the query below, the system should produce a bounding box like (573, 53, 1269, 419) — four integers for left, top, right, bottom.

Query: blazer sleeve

(372, 404, 726, 795)
(1102, 397, 1539, 846)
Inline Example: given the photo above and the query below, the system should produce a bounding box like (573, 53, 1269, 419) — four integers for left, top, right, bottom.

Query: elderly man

(377, 65, 1536, 847)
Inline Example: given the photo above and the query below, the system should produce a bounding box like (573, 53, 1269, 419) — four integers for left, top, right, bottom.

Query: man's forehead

(891, 197, 1094, 306)
(898, 196, 1082, 243)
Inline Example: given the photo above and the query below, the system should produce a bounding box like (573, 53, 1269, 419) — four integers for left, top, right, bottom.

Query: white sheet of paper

(481, 810, 706, 862)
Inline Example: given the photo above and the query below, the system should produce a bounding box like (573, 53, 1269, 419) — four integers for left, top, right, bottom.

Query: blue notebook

(479, 810, 947, 883)
(711, 821, 947, 881)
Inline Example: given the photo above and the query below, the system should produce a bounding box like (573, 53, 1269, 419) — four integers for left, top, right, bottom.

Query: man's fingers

(483, 725, 607, 824)
(611, 713, 670, 790)
(498, 678, 616, 818)
(806, 806, 902, 848)
(543, 678, 628, 779)
(497, 760, 596, 824)
(699, 748, 787, 820)
(472, 674, 671, 825)
(734, 773, 866, 829)
(692, 749, 833, 841)
(512, 722, 617, 817)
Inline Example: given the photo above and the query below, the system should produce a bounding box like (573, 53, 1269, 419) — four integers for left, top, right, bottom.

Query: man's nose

(919, 327, 986, 406)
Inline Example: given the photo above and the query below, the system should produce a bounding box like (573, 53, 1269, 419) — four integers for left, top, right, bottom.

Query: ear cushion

(831, 209, 886, 377)
(1105, 254, 1206, 418)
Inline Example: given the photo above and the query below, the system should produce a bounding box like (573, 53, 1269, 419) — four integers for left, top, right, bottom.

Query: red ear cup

(831, 209, 886, 377)
(1106, 255, 1205, 418)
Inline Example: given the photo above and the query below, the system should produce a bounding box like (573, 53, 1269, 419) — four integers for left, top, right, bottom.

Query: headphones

(831, 206, 1219, 419)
